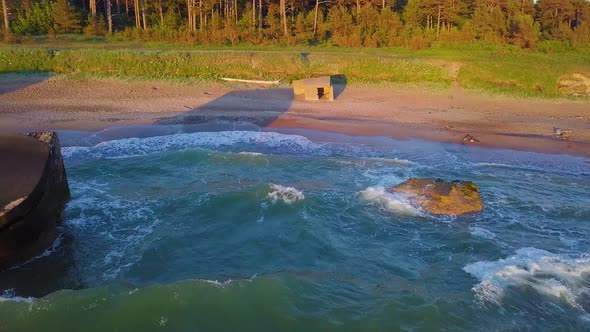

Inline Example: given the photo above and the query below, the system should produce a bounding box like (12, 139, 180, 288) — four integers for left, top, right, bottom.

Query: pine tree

(1, 0, 590, 48)
(508, 12, 539, 48)
(53, 0, 81, 33)
(538, 0, 575, 35)
(2, 0, 10, 34)
(471, 0, 509, 43)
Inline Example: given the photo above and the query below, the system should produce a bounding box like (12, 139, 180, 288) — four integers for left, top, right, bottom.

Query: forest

(1, 0, 590, 49)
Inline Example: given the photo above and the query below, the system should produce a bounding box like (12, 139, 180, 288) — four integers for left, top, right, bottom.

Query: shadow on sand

(331, 74, 348, 99)
(155, 87, 295, 127)
(0, 72, 52, 96)
(154, 75, 347, 127)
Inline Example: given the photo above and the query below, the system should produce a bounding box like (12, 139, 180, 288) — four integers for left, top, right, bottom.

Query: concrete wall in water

(0, 132, 70, 270)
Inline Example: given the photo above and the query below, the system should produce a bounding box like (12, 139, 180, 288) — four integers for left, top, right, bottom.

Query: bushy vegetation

(1, 0, 589, 50)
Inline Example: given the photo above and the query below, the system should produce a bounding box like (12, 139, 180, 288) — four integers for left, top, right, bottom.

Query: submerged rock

(388, 178, 483, 216)
(0, 132, 70, 270)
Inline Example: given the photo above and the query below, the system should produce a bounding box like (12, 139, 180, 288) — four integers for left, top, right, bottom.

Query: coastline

(1, 75, 589, 157)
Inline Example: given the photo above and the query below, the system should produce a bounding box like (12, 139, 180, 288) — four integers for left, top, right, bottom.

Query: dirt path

(0, 75, 589, 157)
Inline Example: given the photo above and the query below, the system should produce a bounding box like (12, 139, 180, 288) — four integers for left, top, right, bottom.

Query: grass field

(1, 35, 590, 98)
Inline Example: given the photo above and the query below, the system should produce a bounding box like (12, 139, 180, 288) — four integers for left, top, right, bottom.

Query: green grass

(458, 52, 590, 97)
(1, 36, 590, 98)
(0, 47, 452, 88)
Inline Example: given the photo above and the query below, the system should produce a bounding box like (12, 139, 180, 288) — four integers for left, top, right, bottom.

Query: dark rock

(0, 132, 70, 270)
(463, 134, 480, 144)
(553, 127, 572, 140)
(388, 178, 483, 216)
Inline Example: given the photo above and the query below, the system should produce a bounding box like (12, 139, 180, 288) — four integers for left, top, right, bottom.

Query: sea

(1, 126, 590, 331)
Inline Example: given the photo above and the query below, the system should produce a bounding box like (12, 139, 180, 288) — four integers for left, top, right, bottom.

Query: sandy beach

(0, 75, 589, 157)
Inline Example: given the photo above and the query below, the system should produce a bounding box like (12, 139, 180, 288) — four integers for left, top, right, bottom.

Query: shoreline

(0, 75, 589, 158)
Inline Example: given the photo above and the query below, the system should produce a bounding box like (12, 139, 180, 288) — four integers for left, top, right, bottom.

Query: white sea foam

(66, 180, 161, 281)
(359, 186, 422, 216)
(463, 248, 590, 309)
(6, 232, 64, 271)
(364, 157, 415, 166)
(0, 289, 35, 304)
(238, 151, 264, 156)
(0, 296, 35, 304)
(62, 131, 318, 160)
(469, 226, 496, 240)
(202, 279, 233, 287)
(267, 184, 305, 205)
(474, 162, 513, 168)
(60, 146, 90, 159)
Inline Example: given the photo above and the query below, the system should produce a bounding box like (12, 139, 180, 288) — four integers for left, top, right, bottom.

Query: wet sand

(0, 75, 589, 157)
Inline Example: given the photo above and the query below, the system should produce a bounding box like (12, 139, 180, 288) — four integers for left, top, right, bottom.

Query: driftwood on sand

(221, 78, 281, 85)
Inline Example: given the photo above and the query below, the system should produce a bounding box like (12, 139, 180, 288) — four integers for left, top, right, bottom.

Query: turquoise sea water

(1, 128, 590, 331)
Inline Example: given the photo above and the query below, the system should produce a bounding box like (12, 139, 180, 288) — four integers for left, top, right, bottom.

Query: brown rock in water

(0, 132, 70, 270)
(389, 178, 483, 216)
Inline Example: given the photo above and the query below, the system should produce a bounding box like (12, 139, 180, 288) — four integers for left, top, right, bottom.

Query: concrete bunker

(293, 76, 334, 101)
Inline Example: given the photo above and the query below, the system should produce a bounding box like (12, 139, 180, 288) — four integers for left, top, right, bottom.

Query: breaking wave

(359, 186, 422, 216)
(62, 131, 320, 161)
(267, 184, 305, 205)
(463, 248, 590, 309)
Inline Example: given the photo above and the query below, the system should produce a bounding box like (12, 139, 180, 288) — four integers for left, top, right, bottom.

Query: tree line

(1, 0, 590, 48)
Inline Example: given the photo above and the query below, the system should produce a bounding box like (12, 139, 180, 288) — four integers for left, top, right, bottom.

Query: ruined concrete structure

(0, 132, 70, 270)
(293, 76, 334, 101)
